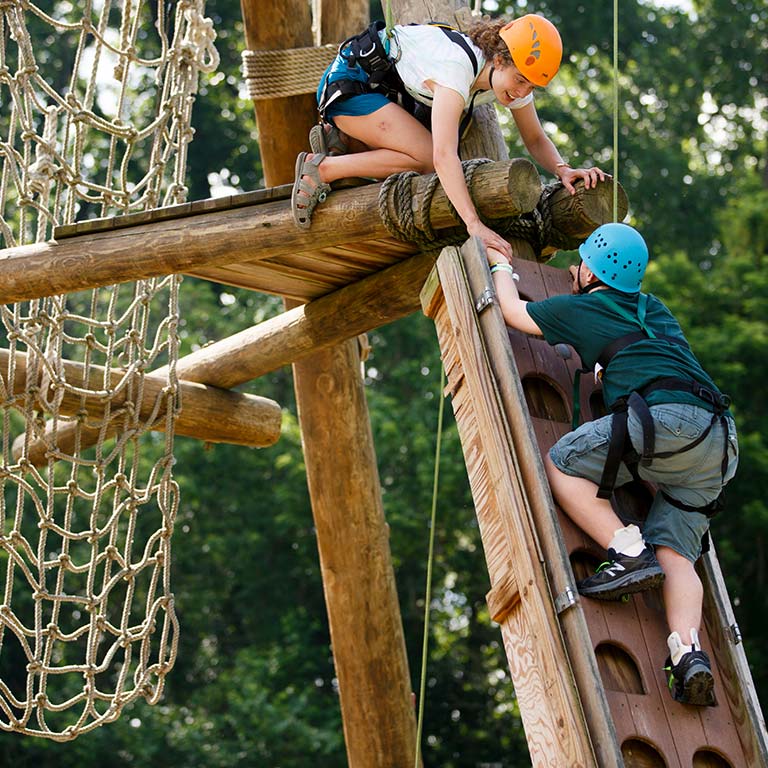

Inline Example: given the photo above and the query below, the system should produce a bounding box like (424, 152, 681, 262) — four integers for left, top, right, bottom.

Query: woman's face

(492, 59, 536, 105)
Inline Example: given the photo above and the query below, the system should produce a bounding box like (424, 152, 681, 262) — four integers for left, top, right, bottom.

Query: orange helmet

(499, 14, 562, 87)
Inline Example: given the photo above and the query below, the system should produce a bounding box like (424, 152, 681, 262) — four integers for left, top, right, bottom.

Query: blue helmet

(578, 223, 649, 293)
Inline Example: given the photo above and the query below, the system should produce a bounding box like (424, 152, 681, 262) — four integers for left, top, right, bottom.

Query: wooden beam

(17, 170, 625, 463)
(423, 241, 600, 766)
(452, 237, 622, 767)
(0, 158, 540, 305)
(3, 350, 282, 465)
(175, 250, 437, 388)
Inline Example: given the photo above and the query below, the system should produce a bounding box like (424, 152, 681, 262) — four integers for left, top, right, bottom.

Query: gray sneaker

(577, 545, 665, 600)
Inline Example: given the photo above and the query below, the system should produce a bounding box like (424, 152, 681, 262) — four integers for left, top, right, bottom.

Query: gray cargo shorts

(549, 402, 739, 562)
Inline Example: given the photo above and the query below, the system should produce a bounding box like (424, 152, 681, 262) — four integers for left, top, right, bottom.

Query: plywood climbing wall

(423, 240, 768, 767)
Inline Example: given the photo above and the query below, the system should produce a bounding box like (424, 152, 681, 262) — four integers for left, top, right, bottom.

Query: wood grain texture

(431, 246, 596, 767)
(290, 336, 419, 768)
(264, 3, 421, 765)
(0, 159, 540, 305)
(240, 0, 317, 187)
(1, 350, 282, 462)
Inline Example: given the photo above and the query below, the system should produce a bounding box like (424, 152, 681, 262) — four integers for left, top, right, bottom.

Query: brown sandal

(291, 152, 331, 230)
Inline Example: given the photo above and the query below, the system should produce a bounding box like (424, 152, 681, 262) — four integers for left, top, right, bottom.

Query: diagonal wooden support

(422, 241, 602, 766)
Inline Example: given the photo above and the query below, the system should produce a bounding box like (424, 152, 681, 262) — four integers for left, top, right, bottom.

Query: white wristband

(490, 263, 520, 281)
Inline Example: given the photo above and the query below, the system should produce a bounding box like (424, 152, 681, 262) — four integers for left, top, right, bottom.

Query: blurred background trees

(1, 0, 765, 765)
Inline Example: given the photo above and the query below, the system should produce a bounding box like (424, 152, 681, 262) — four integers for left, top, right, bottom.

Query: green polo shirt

(525, 288, 722, 410)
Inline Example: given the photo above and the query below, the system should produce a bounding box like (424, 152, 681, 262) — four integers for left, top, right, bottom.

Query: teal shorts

(317, 53, 391, 122)
(549, 402, 739, 562)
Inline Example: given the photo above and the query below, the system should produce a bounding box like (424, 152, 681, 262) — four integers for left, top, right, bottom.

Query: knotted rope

(242, 45, 337, 101)
(0, 0, 214, 741)
(377, 161, 577, 259)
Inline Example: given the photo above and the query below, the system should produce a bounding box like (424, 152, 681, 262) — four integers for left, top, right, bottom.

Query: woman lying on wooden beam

(291, 13, 606, 257)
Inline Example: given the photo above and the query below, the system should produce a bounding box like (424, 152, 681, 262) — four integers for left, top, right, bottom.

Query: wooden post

(239, 0, 317, 186)
(291, 334, 419, 768)
(240, 0, 421, 764)
(421, 242, 598, 766)
(450, 238, 622, 767)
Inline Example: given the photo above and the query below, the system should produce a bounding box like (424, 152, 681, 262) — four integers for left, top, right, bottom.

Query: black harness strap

(597, 330, 689, 370)
(596, 377, 732, 512)
(319, 21, 483, 138)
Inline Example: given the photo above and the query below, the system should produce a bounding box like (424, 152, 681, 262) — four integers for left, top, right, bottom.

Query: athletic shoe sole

(577, 567, 665, 601)
(679, 665, 716, 706)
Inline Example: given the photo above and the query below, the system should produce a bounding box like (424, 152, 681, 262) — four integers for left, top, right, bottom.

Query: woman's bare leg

(295, 103, 435, 213)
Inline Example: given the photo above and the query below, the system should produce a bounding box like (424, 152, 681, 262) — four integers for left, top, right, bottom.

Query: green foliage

(1, 0, 767, 765)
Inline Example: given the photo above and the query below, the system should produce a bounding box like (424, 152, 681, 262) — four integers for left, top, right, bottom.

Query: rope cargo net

(0, 0, 218, 740)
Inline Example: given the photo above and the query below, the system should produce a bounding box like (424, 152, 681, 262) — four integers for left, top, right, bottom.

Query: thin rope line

(384, 0, 394, 36)
(414, 363, 446, 768)
(613, 0, 619, 221)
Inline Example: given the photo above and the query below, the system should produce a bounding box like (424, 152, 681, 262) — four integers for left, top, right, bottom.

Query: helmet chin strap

(488, 65, 495, 90)
(577, 263, 605, 294)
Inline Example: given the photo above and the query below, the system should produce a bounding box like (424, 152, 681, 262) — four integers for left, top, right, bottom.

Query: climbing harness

(568, 292, 732, 520)
(318, 21, 482, 140)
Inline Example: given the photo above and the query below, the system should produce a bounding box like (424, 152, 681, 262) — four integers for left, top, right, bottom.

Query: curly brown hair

(466, 18, 513, 66)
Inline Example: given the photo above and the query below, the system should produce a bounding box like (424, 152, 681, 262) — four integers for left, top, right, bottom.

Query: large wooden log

(0, 158, 541, 305)
(16, 170, 626, 464)
(3, 350, 282, 464)
(290, 332, 419, 768)
(240, 0, 317, 186)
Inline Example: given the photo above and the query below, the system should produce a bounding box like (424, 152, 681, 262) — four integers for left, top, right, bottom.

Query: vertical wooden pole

(239, 0, 317, 186)
(291, 337, 419, 768)
(239, 1, 420, 764)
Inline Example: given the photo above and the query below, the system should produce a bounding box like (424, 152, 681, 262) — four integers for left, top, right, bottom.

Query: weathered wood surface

(312, 0, 368, 47)
(0, 159, 541, 305)
(240, 0, 317, 186)
(455, 238, 623, 768)
(700, 544, 768, 765)
(423, 244, 597, 767)
(2, 350, 282, 463)
(290, 319, 420, 768)
(246, 0, 422, 765)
